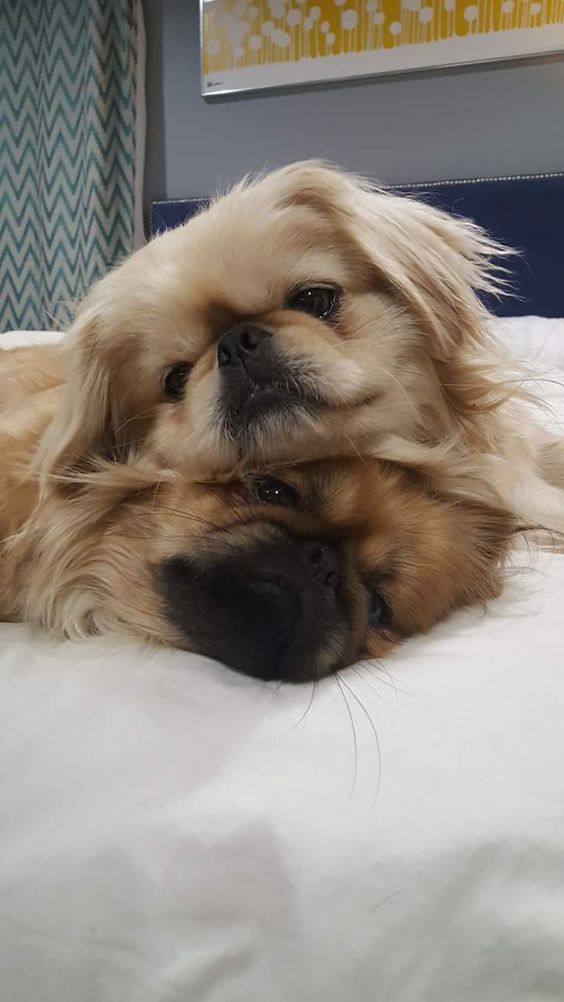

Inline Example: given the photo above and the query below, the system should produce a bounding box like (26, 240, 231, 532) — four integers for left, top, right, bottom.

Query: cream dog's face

(41, 162, 503, 481)
(143, 195, 421, 475)
(12, 457, 513, 683)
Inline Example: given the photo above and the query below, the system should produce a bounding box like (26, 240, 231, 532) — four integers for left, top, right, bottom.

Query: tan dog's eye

(164, 362, 192, 402)
(250, 477, 300, 509)
(287, 285, 341, 321)
(367, 587, 391, 631)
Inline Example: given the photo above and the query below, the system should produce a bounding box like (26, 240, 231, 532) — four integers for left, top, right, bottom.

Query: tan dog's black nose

(303, 540, 340, 589)
(217, 325, 270, 368)
(158, 532, 345, 682)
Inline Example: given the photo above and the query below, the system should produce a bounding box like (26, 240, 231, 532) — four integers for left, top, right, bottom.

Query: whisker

(344, 434, 365, 462)
(339, 672, 382, 808)
(148, 504, 224, 531)
(112, 408, 157, 437)
(335, 672, 358, 800)
(377, 362, 422, 423)
(286, 680, 317, 732)
(351, 663, 384, 701)
(356, 657, 411, 698)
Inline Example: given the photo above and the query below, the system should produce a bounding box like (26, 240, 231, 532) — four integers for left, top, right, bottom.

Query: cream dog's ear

(343, 184, 512, 359)
(338, 178, 520, 424)
(261, 160, 512, 357)
(260, 161, 516, 425)
(36, 284, 152, 483)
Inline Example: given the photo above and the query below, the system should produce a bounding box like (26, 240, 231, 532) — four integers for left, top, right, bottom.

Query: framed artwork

(200, 0, 564, 95)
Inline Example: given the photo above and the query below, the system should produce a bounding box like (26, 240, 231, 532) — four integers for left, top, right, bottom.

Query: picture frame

(200, 0, 564, 97)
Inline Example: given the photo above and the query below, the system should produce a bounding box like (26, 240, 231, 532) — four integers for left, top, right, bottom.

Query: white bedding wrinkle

(0, 330, 65, 348)
(0, 320, 563, 1002)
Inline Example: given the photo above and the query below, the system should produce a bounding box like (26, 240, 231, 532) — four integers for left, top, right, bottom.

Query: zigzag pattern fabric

(0, 0, 140, 332)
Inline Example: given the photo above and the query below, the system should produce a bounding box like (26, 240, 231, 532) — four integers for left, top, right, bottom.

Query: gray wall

(143, 0, 564, 208)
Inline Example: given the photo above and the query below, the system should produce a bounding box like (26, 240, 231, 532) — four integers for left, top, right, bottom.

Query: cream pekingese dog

(1, 344, 516, 681)
(36, 161, 564, 534)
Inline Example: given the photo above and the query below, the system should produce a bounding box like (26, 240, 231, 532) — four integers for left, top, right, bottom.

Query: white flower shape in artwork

(249, 34, 262, 49)
(401, 0, 421, 9)
(530, 1, 542, 10)
(366, 0, 378, 9)
(444, 0, 455, 9)
(463, 4, 478, 19)
(228, 20, 247, 43)
(268, 0, 286, 14)
(321, 20, 330, 32)
(419, 6, 433, 20)
(326, 31, 336, 43)
(309, 6, 321, 20)
(341, 9, 358, 28)
(287, 9, 301, 25)
(501, 0, 514, 10)
(272, 28, 291, 46)
(335, 0, 347, 7)
(207, 39, 220, 55)
(373, 11, 386, 23)
(389, 19, 402, 32)
(304, 15, 313, 29)
(262, 19, 274, 34)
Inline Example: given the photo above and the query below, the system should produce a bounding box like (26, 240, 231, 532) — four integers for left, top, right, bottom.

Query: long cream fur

(30, 161, 564, 535)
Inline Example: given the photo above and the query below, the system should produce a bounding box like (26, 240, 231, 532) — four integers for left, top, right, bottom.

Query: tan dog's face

(43, 162, 501, 480)
(25, 458, 512, 682)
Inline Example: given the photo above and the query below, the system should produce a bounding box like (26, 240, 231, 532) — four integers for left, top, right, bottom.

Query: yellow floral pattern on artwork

(203, 0, 563, 71)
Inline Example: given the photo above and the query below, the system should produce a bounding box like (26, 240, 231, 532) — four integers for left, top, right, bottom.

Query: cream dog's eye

(287, 285, 340, 321)
(251, 477, 300, 508)
(164, 362, 192, 402)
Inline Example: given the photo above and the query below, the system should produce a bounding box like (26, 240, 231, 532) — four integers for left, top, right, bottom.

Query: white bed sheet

(1, 322, 563, 1002)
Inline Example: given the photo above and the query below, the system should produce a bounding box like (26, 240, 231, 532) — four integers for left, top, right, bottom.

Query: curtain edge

(133, 0, 147, 249)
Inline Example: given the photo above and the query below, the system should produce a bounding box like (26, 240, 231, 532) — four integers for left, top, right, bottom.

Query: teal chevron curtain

(0, 0, 144, 332)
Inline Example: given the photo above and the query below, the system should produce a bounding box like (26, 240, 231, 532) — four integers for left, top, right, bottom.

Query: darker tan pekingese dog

(1, 343, 516, 681)
(37, 161, 564, 535)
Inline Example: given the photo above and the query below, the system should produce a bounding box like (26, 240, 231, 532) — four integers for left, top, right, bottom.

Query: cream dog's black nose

(217, 325, 270, 368)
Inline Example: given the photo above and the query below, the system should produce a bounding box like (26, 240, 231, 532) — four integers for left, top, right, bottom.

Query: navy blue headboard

(151, 173, 564, 318)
